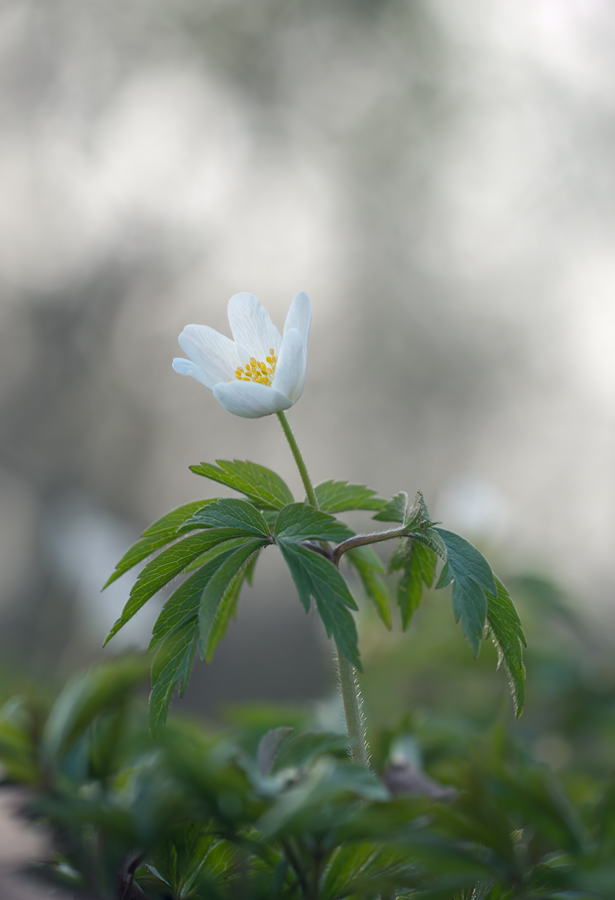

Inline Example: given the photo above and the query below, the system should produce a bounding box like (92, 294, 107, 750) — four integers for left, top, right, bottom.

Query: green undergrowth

(1, 570, 615, 899)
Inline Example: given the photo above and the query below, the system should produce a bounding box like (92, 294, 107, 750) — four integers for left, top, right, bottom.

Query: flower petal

(172, 357, 214, 389)
(284, 292, 311, 348)
(177, 325, 240, 389)
(271, 328, 307, 403)
(213, 381, 292, 418)
(227, 293, 282, 362)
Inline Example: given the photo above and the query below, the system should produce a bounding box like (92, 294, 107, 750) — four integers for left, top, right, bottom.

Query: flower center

(234, 348, 277, 386)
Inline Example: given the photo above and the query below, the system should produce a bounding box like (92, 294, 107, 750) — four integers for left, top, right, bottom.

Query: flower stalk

(276, 411, 370, 767)
(276, 411, 318, 509)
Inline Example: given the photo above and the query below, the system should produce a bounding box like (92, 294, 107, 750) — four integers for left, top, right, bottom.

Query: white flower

(172, 292, 311, 418)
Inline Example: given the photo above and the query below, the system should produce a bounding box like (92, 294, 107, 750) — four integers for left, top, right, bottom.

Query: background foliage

(2, 563, 615, 898)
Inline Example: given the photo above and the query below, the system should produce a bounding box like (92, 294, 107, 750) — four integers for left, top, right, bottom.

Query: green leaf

(180, 538, 248, 574)
(373, 490, 435, 531)
(204, 568, 246, 664)
(487, 577, 526, 717)
(409, 527, 447, 560)
(245, 551, 259, 586)
(182, 498, 270, 538)
(189, 459, 294, 509)
(346, 546, 391, 629)
(316, 598, 362, 670)
(0, 699, 39, 784)
(278, 540, 360, 668)
(103, 500, 214, 588)
(272, 731, 351, 772)
(150, 617, 199, 734)
(148, 546, 245, 651)
(314, 480, 385, 513)
(147, 541, 265, 732)
(451, 574, 488, 658)
(43, 657, 149, 759)
(274, 503, 354, 543)
(141, 500, 215, 537)
(259, 758, 387, 836)
(433, 529, 497, 658)
(372, 491, 409, 523)
(435, 560, 452, 589)
(405, 490, 433, 526)
(105, 530, 244, 643)
(434, 528, 497, 596)
(397, 539, 437, 629)
(350, 543, 385, 575)
(388, 536, 410, 573)
(277, 541, 357, 613)
(199, 540, 265, 657)
(257, 727, 294, 776)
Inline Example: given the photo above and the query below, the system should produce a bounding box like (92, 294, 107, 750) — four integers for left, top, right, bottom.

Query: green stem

(332, 526, 409, 565)
(337, 653, 369, 767)
(276, 411, 370, 767)
(276, 411, 318, 508)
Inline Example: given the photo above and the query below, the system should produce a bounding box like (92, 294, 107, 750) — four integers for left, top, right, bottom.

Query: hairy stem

(276, 410, 370, 766)
(337, 653, 369, 767)
(332, 526, 409, 565)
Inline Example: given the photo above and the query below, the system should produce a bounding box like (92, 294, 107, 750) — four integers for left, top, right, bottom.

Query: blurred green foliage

(1, 570, 615, 898)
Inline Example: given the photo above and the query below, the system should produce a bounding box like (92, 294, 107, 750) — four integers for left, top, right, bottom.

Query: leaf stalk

(332, 526, 409, 565)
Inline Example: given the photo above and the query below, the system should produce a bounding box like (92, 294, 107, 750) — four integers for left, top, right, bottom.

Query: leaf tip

(102, 571, 118, 590)
(103, 619, 122, 646)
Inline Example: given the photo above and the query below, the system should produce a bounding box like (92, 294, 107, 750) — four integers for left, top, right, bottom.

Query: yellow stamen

(233, 348, 277, 386)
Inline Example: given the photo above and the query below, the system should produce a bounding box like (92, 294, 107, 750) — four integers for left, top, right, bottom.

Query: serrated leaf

(346, 546, 391, 629)
(409, 527, 447, 561)
(352, 543, 386, 574)
(314, 480, 385, 513)
(278, 541, 357, 613)
(199, 540, 265, 656)
(436, 559, 452, 589)
(274, 503, 354, 543)
(147, 541, 264, 731)
(189, 459, 294, 509)
(202, 545, 263, 663)
(104, 500, 214, 588)
(204, 575, 242, 664)
(105, 530, 244, 643)
(183, 498, 270, 538)
(150, 617, 199, 734)
(405, 490, 433, 527)
(322, 843, 400, 900)
(180, 538, 248, 574)
(245, 551, 259, 586)
(388, 536, 411, 573)
(148, 544, 246, 651)
(397, 540, 437, 629)
(317, 599, 362, 669)
(373, 492, 409, 523)
(488, 577, 526, 717)
(278, 540, 360, 668)
(451, 574, 488, 658)
(434, 528, 497, 596)
(141, 500, 216, 537)
(433, 529, 496, 658)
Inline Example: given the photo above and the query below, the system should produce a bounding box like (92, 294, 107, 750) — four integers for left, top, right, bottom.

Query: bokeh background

(1, 0, 615, 713)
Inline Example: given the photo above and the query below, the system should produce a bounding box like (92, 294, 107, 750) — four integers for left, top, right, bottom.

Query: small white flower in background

(173, 292, 311, 418)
